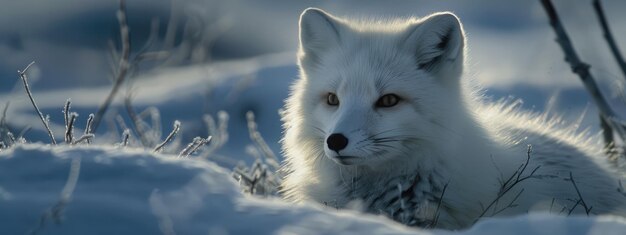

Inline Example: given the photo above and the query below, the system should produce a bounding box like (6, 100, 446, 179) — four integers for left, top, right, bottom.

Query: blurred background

(1, 0, 626, 166)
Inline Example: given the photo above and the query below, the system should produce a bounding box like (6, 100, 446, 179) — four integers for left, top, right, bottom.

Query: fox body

(280, 8, 626, 229)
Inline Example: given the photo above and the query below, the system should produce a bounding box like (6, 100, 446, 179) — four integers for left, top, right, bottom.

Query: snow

(0, 144, 414, 234)
(0, 49, 621, 234)
(2, 144, 626, 235)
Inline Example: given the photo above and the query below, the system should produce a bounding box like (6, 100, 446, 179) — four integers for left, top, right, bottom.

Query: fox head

(284, 8, 467, 169)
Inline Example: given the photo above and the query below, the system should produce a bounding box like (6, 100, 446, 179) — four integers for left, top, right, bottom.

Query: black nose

(327, 133, 348, 152)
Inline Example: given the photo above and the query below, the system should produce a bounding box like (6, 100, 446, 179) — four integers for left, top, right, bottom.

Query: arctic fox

(280, 8, 626, 229)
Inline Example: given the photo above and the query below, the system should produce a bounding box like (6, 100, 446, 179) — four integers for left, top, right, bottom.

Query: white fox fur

(280, 8, 626, 229)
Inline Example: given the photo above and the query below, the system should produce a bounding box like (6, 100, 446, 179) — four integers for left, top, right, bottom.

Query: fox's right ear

(299, 8, 343, 64)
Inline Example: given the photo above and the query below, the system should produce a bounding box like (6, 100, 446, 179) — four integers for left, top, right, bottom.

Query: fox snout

(326, 133, 349, 152)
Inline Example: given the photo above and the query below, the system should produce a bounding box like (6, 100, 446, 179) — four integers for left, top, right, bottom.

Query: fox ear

(402, 12, 464, 77)
(299, 8, 343, 64)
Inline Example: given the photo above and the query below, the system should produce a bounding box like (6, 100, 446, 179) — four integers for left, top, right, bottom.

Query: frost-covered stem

(593, 0, 626, 80)
(63, 99, 71, 131)
(6, 132, 15, 145)
(540, 0, 623, 151)
(121, 129, 130, 147)
(18, 126, 32, 139)
(124, 94, 150, 146)
(85, 114, 94, 144)
(163, 0, 180, 50)
(0, 102, 8, 127)
(92, 0, 131, 132)
(178, 136, 211, 158)
(0, 102, 9, 142)
(154, 121, 180, 153)
(200, 112, 229, 159)
(72, 134, 94, 145)
(65, 113, 78, 144)
(186, 136, 211, 157)
(246, 111, 279, 170)
(18, 62, 57, 145)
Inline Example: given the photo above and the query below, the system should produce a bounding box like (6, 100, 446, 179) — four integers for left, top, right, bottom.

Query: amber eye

(327, 93, 339, 106)
(376, 94, 400, 108)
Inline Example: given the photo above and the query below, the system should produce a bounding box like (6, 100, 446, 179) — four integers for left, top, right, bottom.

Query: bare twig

(567, 172, 593, 215)
(154, 121, 181, 153)
(429, 182, 449, 228)
(18, 62, 57, 145)
(475, 145, 539, 221)
(593, 0, 626, 80)
(92, 0, 131, 132)
(540, 0, 625, 156)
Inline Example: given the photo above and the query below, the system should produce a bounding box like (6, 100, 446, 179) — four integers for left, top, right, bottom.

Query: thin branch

(154, 121, 180, 153)
(540, 0, 625, 149)
(84, 114, 94, 144)
(568, 172, 593, 215)
(475, 145, 539, 221)
(593, 0, 626, 80)
(429, 182, 449, 228)
(18, 62, 57, 145)
(92, 0, 131, 132)
(0, 102, 8, 126)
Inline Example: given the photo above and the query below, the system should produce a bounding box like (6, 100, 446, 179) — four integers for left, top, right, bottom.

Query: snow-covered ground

(1, 52, 626, 234)
(2, 144, 626, 235)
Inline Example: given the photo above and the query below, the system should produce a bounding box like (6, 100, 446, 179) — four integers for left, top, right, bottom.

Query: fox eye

(327, 93, 339, 106)
(376, 94, 400, 108)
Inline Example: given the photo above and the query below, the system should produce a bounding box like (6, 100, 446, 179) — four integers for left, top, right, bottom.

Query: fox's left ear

(402, 12, 465, 80)
(298, 8, 344, 66)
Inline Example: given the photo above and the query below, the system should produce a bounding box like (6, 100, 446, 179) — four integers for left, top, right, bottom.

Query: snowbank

(2, 144, 626, 235)
(0, 144, 417, 234)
